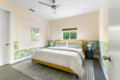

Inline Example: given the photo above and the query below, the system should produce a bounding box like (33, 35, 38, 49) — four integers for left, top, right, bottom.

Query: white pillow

(55, 42, 67, 47)
(67, 42, 82, 48)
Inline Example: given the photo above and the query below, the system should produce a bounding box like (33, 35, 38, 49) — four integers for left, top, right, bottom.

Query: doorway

(0, 7, 14, 66)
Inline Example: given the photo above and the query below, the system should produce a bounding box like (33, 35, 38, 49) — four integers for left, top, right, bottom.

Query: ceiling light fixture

(39, 0, 69, 14)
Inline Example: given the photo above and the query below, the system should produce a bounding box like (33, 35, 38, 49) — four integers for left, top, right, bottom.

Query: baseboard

(10, 56, 32, 64)
(98, 58, 108, 80)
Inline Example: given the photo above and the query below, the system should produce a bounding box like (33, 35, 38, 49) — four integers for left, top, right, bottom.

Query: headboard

(56, 40, 86, 53)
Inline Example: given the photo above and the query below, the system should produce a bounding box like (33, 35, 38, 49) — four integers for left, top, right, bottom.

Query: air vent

(29, 8, 35, 12)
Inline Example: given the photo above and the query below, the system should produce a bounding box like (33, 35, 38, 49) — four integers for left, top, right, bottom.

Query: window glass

(63, 31, 69, 40)
(70, 30, 77, 39)
(63, 30, 77, 40)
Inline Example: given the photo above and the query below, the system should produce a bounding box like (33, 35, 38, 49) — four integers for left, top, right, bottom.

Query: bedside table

(86, 50, 94, 60)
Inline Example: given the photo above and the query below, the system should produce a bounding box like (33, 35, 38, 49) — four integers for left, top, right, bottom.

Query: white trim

(10, 56, 32, 64)
(98, 58, 108, 80)
(0, 6, 13, 12)
(0, 6, 14, 64)
(62, 30, 77, 40)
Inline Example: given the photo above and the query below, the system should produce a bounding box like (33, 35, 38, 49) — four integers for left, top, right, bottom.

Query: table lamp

(87, 44, 92, 50)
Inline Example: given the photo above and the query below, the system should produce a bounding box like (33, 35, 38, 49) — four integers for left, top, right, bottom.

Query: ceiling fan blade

(56, 2, 69, 7)
(39, 1, 52, 7)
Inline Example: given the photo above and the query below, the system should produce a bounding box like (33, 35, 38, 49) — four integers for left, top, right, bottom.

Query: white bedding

(31, 47, 85, 78)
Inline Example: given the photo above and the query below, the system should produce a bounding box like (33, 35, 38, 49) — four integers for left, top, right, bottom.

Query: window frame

(62, 28, 77, 40)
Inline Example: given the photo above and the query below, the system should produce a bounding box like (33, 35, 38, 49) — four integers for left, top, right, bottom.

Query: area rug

(12, 59, 95, 80)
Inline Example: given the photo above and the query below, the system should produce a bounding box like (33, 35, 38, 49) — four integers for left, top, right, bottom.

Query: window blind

(62, 28, 77, 31)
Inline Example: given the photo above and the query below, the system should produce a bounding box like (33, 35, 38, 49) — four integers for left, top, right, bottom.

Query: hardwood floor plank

(93, 58, 106, 80)
(0, 65, 32, 80)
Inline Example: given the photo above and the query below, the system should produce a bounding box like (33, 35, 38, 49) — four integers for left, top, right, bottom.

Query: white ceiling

(8, 0, 100, 20)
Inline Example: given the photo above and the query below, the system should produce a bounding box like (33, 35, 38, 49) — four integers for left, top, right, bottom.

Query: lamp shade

(50, 42, 54, 46)
(87, 44, 92, 47)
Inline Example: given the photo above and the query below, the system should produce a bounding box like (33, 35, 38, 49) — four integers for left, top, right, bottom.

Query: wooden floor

(93, 58, 106, 80)
(0, 58, 106, 80)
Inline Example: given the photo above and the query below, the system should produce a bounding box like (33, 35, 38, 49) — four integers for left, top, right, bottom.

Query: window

(62, 28, 77, 40)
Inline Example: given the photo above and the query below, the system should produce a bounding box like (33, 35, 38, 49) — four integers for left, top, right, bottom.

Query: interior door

(0, 8, 10, 66)
(108, 0, 120, 80)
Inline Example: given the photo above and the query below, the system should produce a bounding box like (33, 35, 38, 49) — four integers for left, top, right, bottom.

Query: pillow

(55, 42, 67, 47)
(67, 42, 82, 48)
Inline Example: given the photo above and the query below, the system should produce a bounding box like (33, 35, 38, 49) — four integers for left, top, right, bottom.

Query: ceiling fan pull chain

(53, 0, 55, 5)
(54, 9, 56, 14)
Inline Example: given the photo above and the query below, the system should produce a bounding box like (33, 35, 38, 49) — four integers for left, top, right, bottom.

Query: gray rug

(12, 60, 95, 80)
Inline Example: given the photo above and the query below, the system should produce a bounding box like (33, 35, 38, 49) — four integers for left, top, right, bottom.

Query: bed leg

(76, 74, 78, 79)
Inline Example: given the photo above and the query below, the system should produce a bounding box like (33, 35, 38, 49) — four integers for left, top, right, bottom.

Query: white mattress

(31, 47, 85, 78)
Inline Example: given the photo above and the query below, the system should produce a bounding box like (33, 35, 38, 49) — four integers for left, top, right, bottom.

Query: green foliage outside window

(70, 30, 77, 39)
(63, 30, 77, 40)
(63, 31, 69, 40)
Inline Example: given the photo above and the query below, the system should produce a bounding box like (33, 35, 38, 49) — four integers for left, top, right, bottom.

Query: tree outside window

(63, 30, 77, 40)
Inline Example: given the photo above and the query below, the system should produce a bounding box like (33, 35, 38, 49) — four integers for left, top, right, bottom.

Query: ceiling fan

(39, 0, 69, 14)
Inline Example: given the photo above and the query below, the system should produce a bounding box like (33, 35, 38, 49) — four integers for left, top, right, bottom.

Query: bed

(31, 40, 86, 78)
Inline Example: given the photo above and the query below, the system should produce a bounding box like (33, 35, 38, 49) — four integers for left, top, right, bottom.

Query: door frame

(0, 6, 14, 65)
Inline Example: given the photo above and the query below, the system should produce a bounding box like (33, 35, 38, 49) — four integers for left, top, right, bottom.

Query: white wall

(99, 0, 108, 42)
(17, 15, 49, 49)
(99, 0, 108, 79)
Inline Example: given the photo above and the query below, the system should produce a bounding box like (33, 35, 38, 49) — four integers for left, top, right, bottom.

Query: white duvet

(31, 47, 85, 78)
